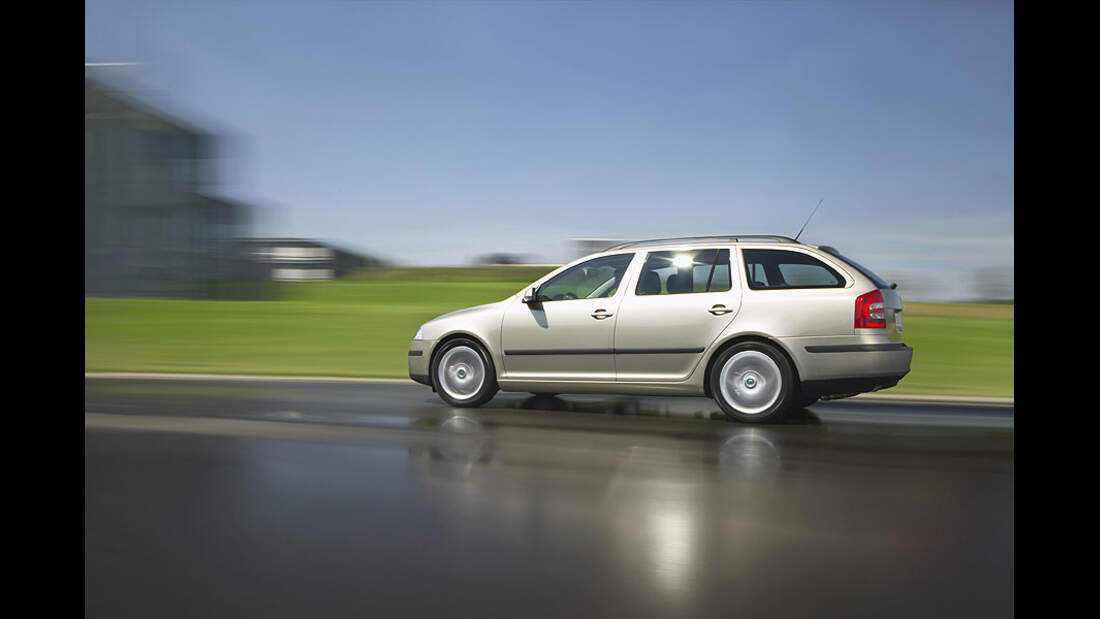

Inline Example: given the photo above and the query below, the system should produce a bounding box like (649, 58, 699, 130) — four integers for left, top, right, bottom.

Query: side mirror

(522, 287, 540, 305)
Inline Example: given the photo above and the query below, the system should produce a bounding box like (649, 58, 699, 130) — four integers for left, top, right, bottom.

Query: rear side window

(742, 249, 844, 290)
(636, 249, 731, 295)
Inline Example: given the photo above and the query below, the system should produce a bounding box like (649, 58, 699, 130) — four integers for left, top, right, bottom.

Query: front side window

(635, 248, 732, 295)
(536, 253, 634, 301)
(742, 249, 845, 290)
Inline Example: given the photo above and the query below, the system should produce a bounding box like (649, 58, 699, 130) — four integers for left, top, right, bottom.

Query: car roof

(605, 235, 803, 251)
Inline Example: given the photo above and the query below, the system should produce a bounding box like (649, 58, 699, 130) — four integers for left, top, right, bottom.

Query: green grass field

(85, 268, 1013, 397)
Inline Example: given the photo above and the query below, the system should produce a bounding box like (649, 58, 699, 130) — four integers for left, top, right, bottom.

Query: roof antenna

(794, 199, 823, 242)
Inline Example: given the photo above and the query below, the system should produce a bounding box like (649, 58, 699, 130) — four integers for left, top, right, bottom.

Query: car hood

(419, 298, 511, 340)
(431, 301, 503, 322)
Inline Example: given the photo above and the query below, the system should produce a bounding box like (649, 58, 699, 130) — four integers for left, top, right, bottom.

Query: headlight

(413, 326, 425, 341)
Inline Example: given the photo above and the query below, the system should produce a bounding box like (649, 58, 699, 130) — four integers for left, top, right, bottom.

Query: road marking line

(84, 412, 423, 444)
(848, 393, 1014, 406)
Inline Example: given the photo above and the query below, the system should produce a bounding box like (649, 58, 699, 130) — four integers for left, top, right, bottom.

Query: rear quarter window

(817, 247, 891, 289)
(742, 249, 845, 290)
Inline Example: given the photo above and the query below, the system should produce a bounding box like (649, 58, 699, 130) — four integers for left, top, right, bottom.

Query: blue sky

(86, 0, 1013, 298)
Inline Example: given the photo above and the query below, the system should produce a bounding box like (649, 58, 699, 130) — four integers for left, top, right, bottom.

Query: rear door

(613, 247, 742, 382)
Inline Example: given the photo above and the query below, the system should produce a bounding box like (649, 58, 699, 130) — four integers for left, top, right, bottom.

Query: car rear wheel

(710, 342, 795, 423)
(432, 338, 499, 408)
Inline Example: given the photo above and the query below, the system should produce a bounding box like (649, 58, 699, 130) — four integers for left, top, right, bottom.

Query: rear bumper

(803, 343, 910, 354)
(783, 336, 913, 393)
(800, 372, 909, 399)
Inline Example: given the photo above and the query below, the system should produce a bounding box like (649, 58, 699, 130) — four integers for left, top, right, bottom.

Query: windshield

(818, 247, 891, 289)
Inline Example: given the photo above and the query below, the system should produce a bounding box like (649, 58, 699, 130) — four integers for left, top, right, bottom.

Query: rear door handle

(591, 310, 614, 320)
(708, 304, 733, 315)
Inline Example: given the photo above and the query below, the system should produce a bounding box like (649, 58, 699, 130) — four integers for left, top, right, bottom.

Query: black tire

(431, 337, 499, 408)
(709, 341, 796, 423)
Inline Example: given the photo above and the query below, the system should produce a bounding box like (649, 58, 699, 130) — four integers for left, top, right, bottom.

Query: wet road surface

(85, 377, 1013, 618)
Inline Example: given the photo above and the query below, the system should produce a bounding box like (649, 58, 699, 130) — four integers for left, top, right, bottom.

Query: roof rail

(605, 235, 799, 251)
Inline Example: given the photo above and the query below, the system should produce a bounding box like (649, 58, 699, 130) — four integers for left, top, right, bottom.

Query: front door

(500, 252, 638, 381)
(614, 248, 742, 382)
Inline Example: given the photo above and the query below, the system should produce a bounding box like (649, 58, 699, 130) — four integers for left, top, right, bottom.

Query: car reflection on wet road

(85, 378, 1013, 618)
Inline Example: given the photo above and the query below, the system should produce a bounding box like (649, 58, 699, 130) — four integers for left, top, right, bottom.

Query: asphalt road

(85, 377, 1014, 618)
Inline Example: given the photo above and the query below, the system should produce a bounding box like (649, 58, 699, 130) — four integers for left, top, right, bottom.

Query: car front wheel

(710, 342, 795, 423)
(432, 338, 499, 408)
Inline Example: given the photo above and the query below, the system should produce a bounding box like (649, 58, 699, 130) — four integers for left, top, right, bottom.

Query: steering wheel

(554, 292, 578, 300)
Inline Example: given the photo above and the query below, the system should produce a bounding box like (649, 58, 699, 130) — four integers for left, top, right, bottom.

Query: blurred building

(475, 252, 536, 265)
(875, 271, 945, 302)
(239, 238, 385, 280)
(972, 266, 1014, 302)
(85, 76, 260, 297)
(571, 238, 626, 260)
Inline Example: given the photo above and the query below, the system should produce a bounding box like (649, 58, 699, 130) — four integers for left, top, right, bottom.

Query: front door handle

(708, 304, 733, 316)
(591, 310, 614, 320)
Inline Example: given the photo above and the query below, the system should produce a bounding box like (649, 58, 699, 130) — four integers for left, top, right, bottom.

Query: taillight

(855, 289, 886, 329)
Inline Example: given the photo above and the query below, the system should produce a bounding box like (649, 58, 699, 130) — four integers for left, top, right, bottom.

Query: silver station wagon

(408, 235, 912, 423)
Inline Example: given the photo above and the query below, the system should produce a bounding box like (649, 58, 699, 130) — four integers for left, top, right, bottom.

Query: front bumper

(408, 339, 435, 388)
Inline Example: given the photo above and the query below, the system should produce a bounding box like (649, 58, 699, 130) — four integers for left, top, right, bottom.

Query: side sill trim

(503, 348, 704, 356)
(617, 348, 705, 355)
(505, 349, 614, 356)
